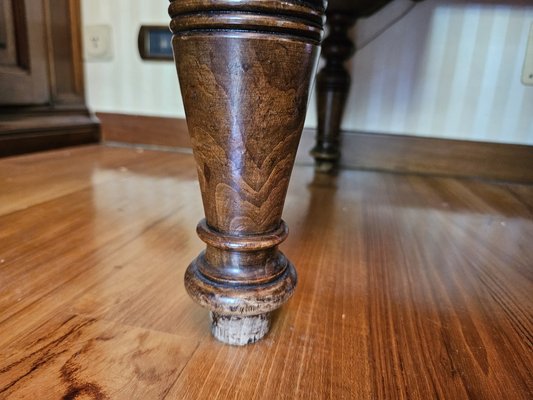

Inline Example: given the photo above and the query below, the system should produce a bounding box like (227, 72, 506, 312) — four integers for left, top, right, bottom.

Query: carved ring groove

(196, 219, 289, 252)
(169, 0, 325, 43)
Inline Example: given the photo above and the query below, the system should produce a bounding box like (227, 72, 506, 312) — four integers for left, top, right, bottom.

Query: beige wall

(82, 0, 533, 145)
(81, 1, 184, 118)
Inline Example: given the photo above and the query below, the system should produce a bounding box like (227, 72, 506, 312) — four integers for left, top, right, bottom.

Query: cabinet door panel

(0, 0, 49, 105)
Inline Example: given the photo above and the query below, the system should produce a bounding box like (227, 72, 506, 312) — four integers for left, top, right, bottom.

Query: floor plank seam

(0, 207, 178, 327)
(161, 340, 202, 399)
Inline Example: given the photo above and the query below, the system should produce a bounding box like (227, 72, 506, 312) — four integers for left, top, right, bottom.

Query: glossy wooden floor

(0, 145, 532, 399)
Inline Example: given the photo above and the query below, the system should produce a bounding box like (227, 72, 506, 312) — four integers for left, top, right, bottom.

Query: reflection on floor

(0, 145, 531, 399)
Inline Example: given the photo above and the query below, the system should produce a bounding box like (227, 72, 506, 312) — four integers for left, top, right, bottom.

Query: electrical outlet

(84, 25, 113, 61)
(522, 23, 533, 86)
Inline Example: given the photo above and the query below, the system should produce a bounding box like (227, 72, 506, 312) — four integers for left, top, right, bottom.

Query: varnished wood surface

(0, 0, 99, 157)
(97, 113, 191, 149)
(0, 112, 100, 157)
(312, 11, 357, 172)
(322, 130, 533, 184)
(0, 145, 532, 398)
(96, 113, 533, 184)
(169, 0, 325, 343)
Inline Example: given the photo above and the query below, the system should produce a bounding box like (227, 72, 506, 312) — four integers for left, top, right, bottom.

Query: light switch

(138, 26, 173, 61)
(522, 23, 533, 86)
(84, 25, 113, 61)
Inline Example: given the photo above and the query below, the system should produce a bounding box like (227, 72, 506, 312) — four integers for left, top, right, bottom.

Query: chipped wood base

(210, 312, 271, 346)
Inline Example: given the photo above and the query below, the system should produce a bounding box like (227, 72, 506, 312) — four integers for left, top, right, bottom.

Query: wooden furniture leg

(168, 0, 326, 345)
(311, 10, 357, 172)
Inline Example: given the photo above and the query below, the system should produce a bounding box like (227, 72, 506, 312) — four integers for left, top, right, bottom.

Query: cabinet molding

(0, 0, 100, 156)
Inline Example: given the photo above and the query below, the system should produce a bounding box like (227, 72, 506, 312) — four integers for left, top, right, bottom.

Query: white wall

(348, 0, 533, 144)
(82, 0, 533, 145)
(81, 1, 184, 118)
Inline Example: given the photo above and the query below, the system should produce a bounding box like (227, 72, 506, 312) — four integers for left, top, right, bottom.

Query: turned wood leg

(168, 1, 325, 345)
(311, 11, 357, 172)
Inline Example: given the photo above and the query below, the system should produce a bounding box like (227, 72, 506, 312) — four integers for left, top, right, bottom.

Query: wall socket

(522, 23, 533, 86)
(84, 25, 113, 61)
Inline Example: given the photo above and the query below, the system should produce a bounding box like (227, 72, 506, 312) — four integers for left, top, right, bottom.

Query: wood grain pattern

(0, 315, 198, 399)
(45, 0, 86, 105)
(0, 145, 531, 398)
(169, 0, 325, 344)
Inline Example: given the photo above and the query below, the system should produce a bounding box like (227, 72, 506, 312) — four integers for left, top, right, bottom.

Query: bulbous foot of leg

(210, 312, 271, 346)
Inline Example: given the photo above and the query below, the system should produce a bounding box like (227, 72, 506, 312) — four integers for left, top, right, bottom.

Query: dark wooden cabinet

(0, 0, 48, 105)
(0, 0, 99, 157)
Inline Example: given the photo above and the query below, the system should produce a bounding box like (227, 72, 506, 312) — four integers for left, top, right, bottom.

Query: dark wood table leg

(311, 11, 357, 172)
(168, 0, 325, 345)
